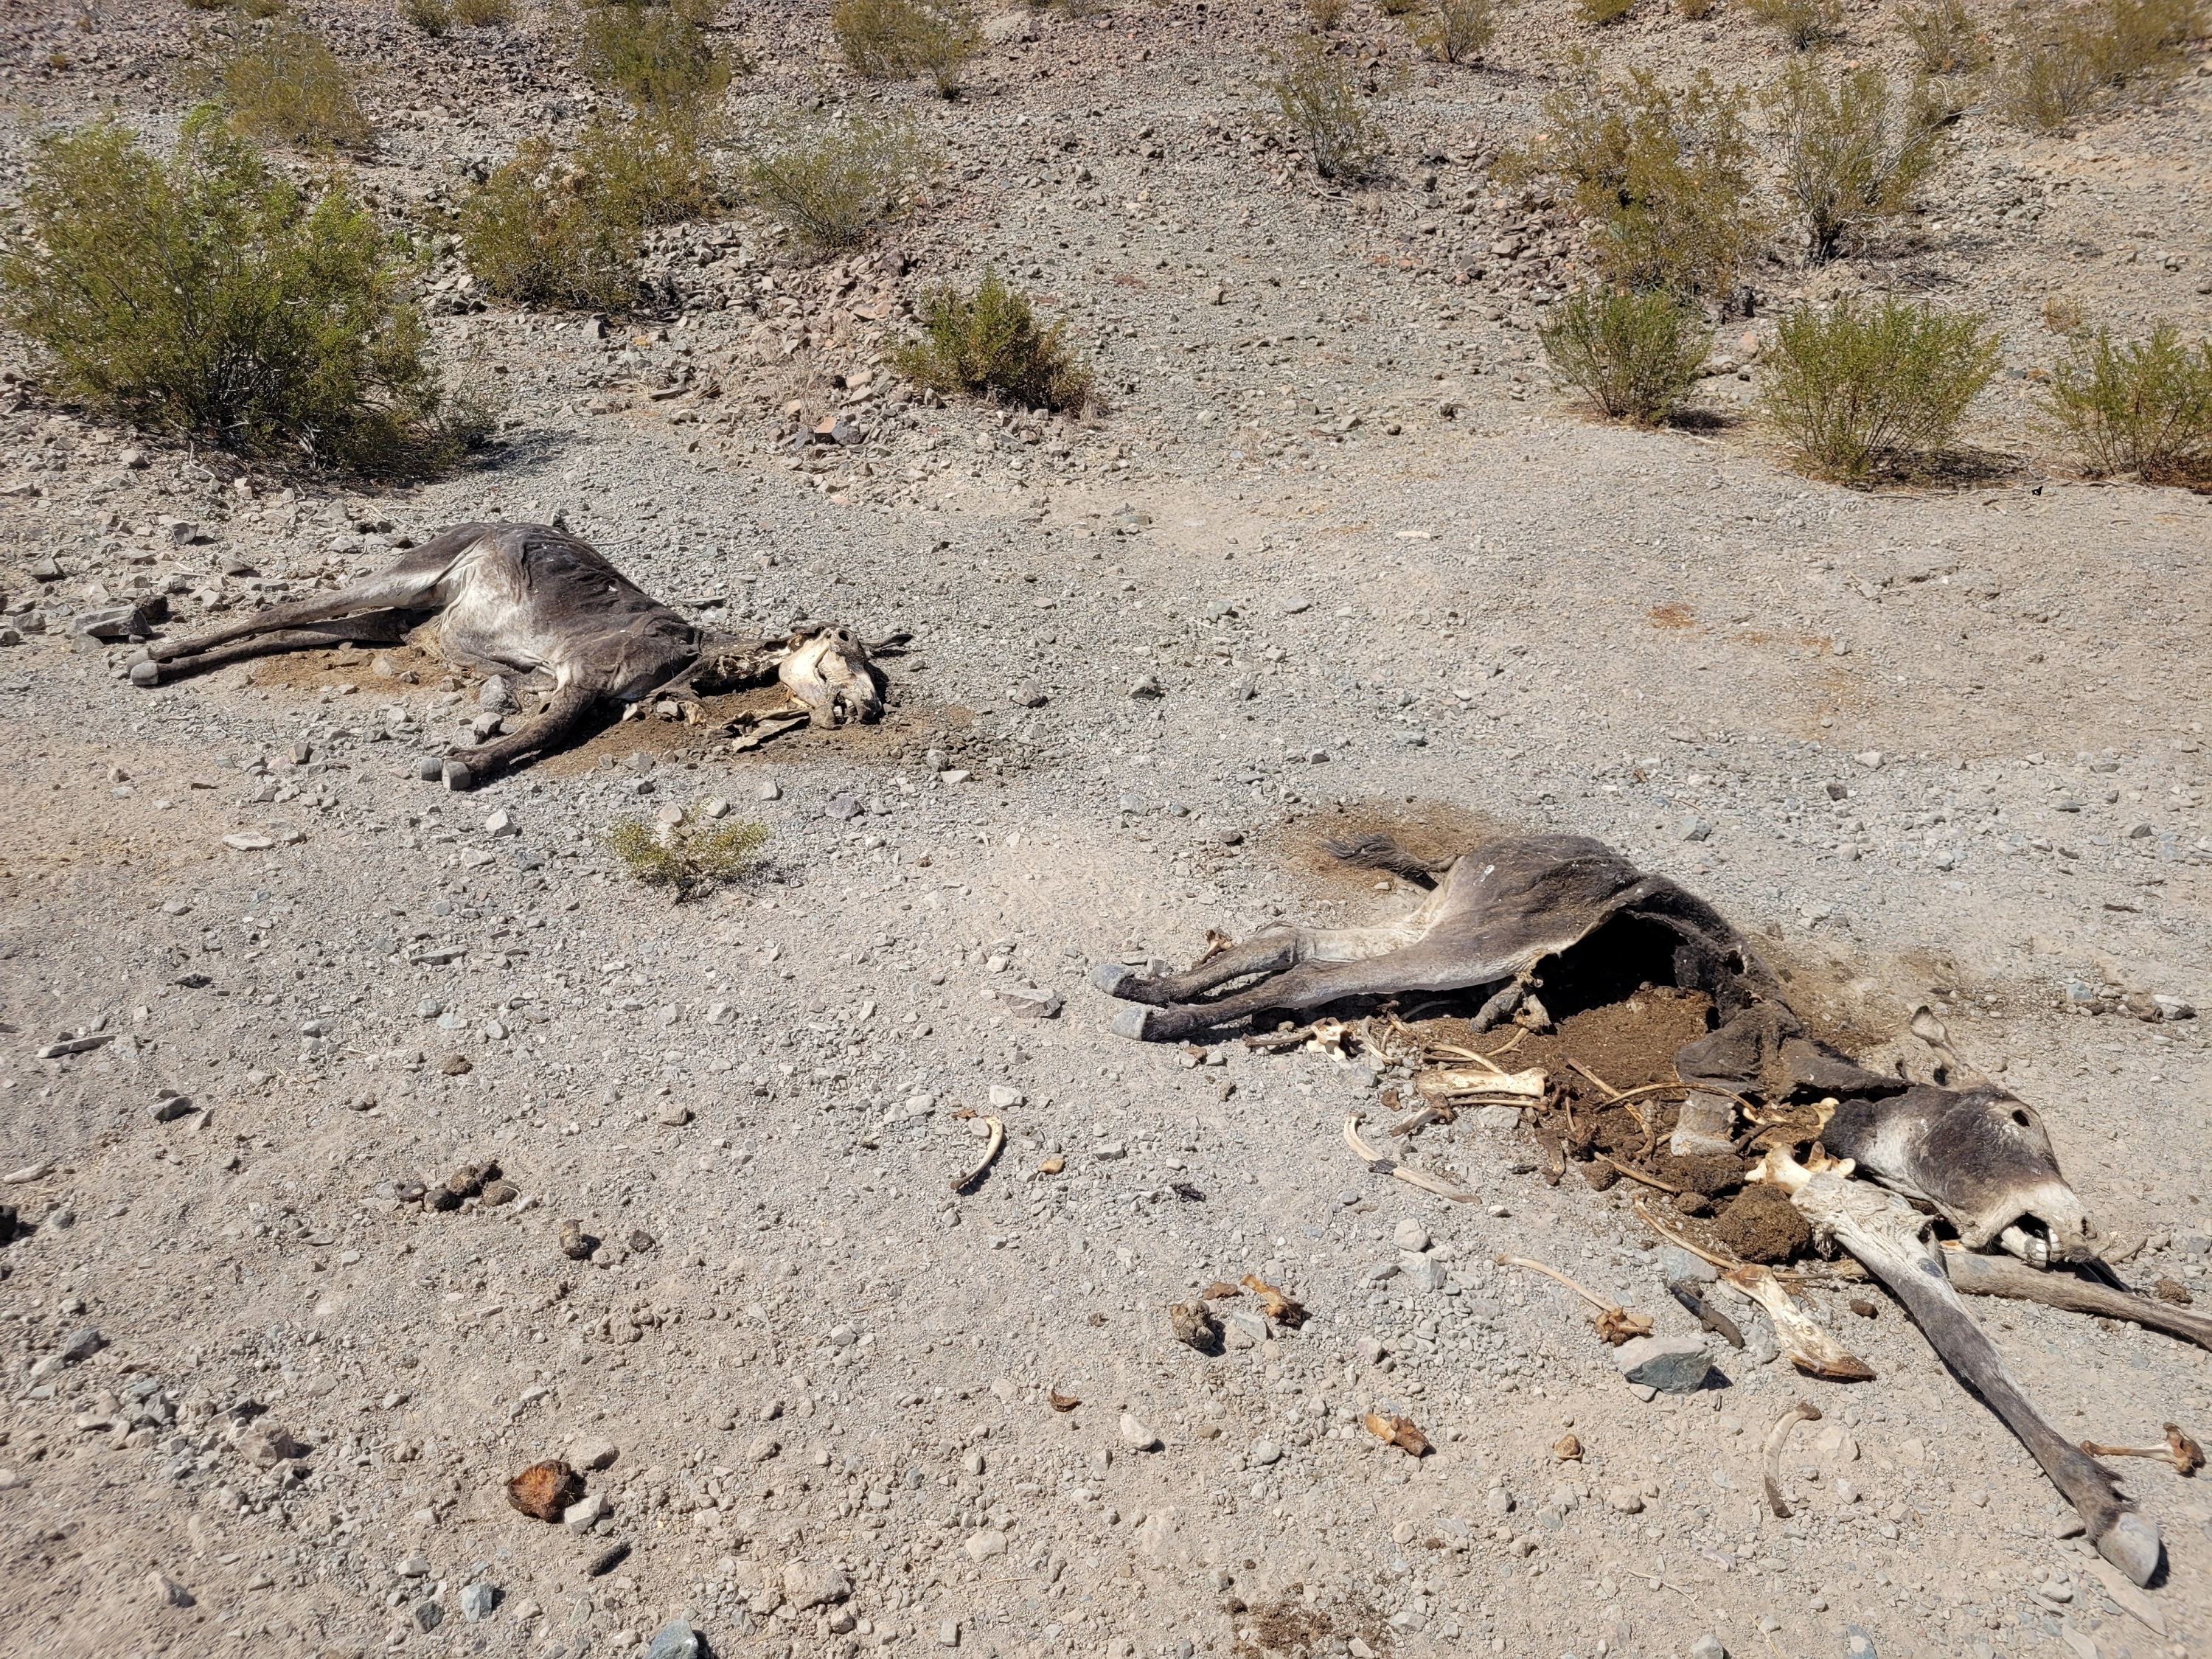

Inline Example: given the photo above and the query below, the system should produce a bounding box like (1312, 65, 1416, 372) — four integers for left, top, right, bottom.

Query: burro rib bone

(1753, 1144, 2163, 1587)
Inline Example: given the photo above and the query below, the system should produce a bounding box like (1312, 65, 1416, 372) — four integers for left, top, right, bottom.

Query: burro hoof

(128, 660, 161, 689)
(1109, 1005, 1159, 1042)
(442, 759, 478, 793)
(2095, 1511, 2163, 1587)
(1090, 962, 1137, 996)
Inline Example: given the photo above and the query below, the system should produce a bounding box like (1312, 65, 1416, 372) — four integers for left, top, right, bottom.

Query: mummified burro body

(1099, 830, 2166, 1581)
(131, 522, 890, 789)
(1094, 832, 2095, 1267)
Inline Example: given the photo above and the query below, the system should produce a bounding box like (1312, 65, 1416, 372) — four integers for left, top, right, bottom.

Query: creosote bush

(404, 0, 452, 36)
(576, 103, 723, 229)
(0, 113, 474, 474)
(1997, 0, 2206, 129)
(1267, 36, 1388, 183)
(1760, 296, 2001, 481)
(1514, 63, 1759, 298)
(1421, 0, 1498, 60)
(740, 115, 935, 255)
(2043, 324, 2212, 483)
(1765, 61, 1942, 262)
(459, 136, 642, 310)
(1905, 0, 1991, 74)
(831, 0, 983, 96)
(604, 810, 768, 898)
(453, 0, 515, 22)
(216, 20, 373, 153)
(1305, 0, 1348, 24)
(1377, 0, 1422, 15)
(1538, 289, 1711, 424)
(1579, 0, 1635, 24)
(577, 0, 736, 108)
(1742, 0, 1843, 48)
(892, 271, 1094, 411)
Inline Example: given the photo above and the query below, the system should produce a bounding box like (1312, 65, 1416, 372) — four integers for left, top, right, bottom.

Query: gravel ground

(2, 4, 2211, 1659)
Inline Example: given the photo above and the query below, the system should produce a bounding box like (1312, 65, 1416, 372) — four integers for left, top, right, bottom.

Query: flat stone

(459, 1582, 498, 1622)
(644, 1619, 700, 1659)
(962, 1528, 1008, 1561)
(1614, 1335, 1711, 1394)
(569, 1438, 619, 1472)
(1659, 1245, 1719, 1285)
(1392, 1219, 1430, 1251)
(221, 832, 275, 852)
(782, 1559, 851, 1608)
(563, 1492, 608, 1534)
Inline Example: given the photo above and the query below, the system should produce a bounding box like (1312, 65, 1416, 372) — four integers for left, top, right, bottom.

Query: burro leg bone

(1753, 1145, 2163, 1587)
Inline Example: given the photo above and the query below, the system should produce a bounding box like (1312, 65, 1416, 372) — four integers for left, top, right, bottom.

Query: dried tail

(1324, 833, 1458, 886)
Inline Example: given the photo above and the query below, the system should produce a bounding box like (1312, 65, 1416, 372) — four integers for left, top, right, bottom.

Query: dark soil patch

(1282, 796, 1523, 900)
(1711, 1183, 1816, 1263)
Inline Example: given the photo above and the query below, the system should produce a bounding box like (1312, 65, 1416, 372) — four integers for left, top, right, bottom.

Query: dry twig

(1761, 1399, 1823, 1517)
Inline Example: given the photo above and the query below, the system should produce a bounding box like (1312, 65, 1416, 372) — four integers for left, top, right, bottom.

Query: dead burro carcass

(131, 521, 891, 790)
(1095, 831, 2168, 1584)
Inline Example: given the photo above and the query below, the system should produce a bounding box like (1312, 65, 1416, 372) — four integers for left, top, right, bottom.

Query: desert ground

(1, 4, 2209, 1659)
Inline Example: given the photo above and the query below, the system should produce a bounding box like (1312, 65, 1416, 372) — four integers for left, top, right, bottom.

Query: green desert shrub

(1760, 296, 2001, 480)
(1539, 289, 1712, 423)
(0, 114, 472, 473)
(1579, 0, 1635, 23)
(1997, 0, 2205, 128)
(460, 136, 643, 310)
(2043, 323, 2212, 483)
(1421, 0, 1498, 60)
(604, 810, 768, 897)
(1267, 36, 1388, 183)
(1905, 0, 1992, 73)
(831, 0, 983, 96)
(577, 0, 736, 108)
(892, 271, 1093, 411)
(1516, 64, 1760, 298)
(216, 19, 373, 153)
(576, 103, 723, 228)
(403, 0, 452, 35)
(1306, 0, 1348, 24)
(740, 115, 935, 255)
(1742, 0, 1844, 46)
(454, 0, 515, 21)
(1766, 60, 1944, 262)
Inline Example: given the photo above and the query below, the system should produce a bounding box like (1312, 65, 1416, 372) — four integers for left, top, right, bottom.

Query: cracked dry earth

(4, 4, 2212, 1659)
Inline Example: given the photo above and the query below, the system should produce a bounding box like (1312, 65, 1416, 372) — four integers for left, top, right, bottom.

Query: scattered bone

(2077, 1425, 2203, 1477)
(951, 1115, 1004, 1192)
(1238, 1273, 1307, 1329)
(1495, 1254, 1652, 1346)
(1414, 1065, 1545, 1102)
(1756, 1144, 2163, 1587)
(1761, 1399, 1823, 1518)
(1047, 1388, 1081, 1413)
(1363, 1412, 1430, 1456)
(1725, 1267, 1874, 1380)
(1342, 1113, 1480, 1203)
